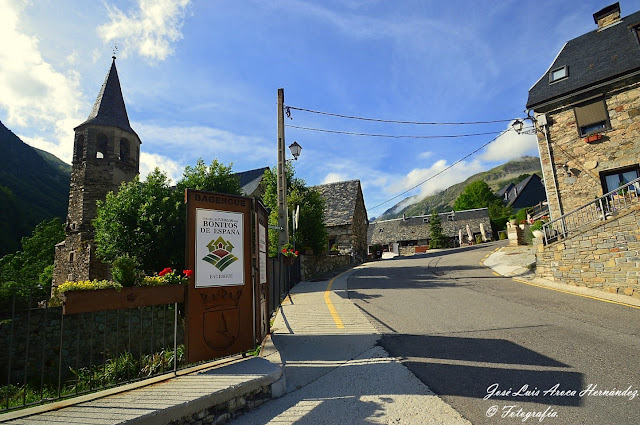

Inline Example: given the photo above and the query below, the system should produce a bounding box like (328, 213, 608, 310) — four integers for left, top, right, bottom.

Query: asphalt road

(348, 242, 640, 425)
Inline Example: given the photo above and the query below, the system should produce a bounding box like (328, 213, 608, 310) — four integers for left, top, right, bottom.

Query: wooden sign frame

(184, 189, 255, 363)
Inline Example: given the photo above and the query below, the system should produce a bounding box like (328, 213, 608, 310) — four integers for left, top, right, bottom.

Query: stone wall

(536, 205, 640, 297)
(169, 386, 273, 425)
(300, 254, 351, 281)
(537, 80, 640, 220)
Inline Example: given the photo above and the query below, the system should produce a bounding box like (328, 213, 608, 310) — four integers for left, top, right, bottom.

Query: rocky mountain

(0, 121, 70, 256)
(377, 156, 542, 220)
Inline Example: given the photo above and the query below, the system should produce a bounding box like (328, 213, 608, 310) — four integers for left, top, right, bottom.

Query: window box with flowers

(281, 243, 299, 265)
(59, 266, 192, 315)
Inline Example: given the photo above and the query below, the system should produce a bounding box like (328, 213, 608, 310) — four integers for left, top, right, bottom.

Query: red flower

(183, 269, 193, 277)
(159, 267, 172, 277)
(294, 251, 299, 256)
(282, 248, 287, 253)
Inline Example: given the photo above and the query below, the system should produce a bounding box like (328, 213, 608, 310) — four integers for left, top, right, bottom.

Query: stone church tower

(52, 57, 141, 289)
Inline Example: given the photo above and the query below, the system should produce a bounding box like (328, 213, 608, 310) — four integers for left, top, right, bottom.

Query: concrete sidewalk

(484, 244, 640, 308)
(230, 268, 470, 425)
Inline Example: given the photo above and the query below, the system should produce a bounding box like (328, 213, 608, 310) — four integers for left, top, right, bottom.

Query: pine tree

(428, 211, 446, 249)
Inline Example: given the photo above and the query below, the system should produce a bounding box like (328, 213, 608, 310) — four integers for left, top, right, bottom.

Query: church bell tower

(52, 57, 141, 289)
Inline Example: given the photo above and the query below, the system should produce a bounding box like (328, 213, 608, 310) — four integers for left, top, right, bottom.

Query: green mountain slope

(378, 156, 542, 220)
(0, 121, 70, 256)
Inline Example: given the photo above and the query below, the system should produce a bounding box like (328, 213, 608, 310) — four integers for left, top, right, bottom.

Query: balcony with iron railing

(542, 176, 640, 245)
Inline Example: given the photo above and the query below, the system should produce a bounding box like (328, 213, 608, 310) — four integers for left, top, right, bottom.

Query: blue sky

(3, 0, 640, 217)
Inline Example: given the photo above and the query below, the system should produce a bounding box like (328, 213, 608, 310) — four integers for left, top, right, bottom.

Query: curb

(484, 247, 640, 309)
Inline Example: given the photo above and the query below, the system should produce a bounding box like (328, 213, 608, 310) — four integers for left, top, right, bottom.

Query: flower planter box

(282, 256, 296, 265)
(584, 134, 602, 143)
(63, 284, 185, 315)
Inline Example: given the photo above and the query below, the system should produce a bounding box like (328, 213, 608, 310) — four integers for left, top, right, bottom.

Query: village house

(496, 174, 547, 214)
(236, 166, 269, 198)
(368, 208, 492, 256)
(313, 180, 369, 262)
(527, 2, 640, 297)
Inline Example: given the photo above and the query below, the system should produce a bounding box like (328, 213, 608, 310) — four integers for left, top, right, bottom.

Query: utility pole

(277, 88, 289, 251)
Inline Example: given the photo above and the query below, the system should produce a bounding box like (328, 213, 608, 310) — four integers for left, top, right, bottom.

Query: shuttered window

(574, 98, 610, 136)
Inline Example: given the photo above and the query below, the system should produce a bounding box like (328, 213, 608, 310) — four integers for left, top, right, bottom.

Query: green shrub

(111, 255, 143, 287)
(530, 220, 545, 232)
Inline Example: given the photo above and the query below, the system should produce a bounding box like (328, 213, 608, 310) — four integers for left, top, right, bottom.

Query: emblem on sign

(202, 237, 239, 271)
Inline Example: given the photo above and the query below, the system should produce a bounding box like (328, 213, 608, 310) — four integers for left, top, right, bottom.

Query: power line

(368, 129, 512, 211)
(285, 124, 505, 139)
(285, 105, 517, 125)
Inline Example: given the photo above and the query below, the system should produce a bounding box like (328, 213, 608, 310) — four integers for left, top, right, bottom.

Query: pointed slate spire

(76, 56, 135, 134)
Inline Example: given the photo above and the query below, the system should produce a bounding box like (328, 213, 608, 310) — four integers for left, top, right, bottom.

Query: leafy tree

(95, 170, 180, 273)
(262, 165, 327, 257)
(176, 158, 242, 194)
(454, 180, 512, 233)
(453, 181, 498, 211)
(0, 218, 65, 299)
(94, 159, 242, 274)
(428, 210, 445, 248)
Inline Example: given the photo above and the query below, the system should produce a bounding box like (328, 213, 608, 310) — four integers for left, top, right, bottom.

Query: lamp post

(277, 88, 303, 252)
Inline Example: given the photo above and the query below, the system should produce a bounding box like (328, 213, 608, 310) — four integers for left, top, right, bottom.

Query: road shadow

(380, 333, 583, 407)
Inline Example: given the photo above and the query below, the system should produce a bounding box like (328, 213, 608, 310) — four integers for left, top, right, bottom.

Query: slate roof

(313, 180, 364, 227)
(497, 174, 546, 209)
(496, 183, 515, 199)
(76, 58, 136, 134)
(235, 167, 269, 196)
(527, 8, 640, 109)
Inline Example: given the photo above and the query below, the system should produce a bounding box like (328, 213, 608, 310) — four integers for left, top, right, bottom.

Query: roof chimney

(593, 2, 621, 29)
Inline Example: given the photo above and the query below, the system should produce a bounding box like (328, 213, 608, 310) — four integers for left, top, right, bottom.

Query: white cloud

(98, 0, 191, 62)
(0, 0, 85, 163)
(387, 158, 485, 213)
(322, 172, 349, 184)
(133, 122, 273, 165)
(418, 151, 433, 159)
(480, 123, 538, 162)
(139, 152, 183, 183)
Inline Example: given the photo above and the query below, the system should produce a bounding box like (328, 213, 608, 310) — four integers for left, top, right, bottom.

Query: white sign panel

(259, 225, 266, 253)
(258, 224, 267, 284)
(195, 208, 244, 287)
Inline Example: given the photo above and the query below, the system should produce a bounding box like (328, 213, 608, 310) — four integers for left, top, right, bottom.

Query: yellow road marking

(512, 278, 640, 310)
(492, 272, 500, 276)
(325, 275, 345, 329)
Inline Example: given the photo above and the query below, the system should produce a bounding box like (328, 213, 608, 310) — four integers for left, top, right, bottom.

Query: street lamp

(511, 119, 524, 133)
(289, 141, 302, 160)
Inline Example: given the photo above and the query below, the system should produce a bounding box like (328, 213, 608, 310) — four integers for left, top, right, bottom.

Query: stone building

(527, 3, 640, 219)
(52, 57, 141, 288)
(527, 3, 640, 297)
(313, 180, 369, 262)
(368, 208, 492, 256)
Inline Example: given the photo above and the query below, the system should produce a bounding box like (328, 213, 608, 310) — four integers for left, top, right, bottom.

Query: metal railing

(542, 176, 640, 245)
(1, 289, 186, 413)
(268, 256, 301, 317)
